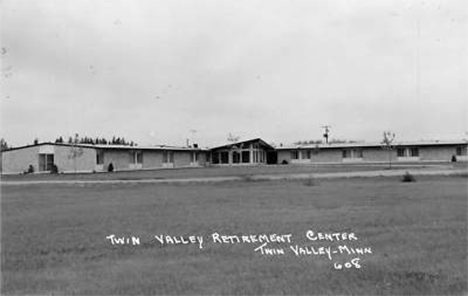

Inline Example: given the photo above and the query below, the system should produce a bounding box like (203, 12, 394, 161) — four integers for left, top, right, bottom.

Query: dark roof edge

(1, 142, 208, 153)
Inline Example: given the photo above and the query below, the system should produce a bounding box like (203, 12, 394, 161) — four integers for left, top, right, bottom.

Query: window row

(95, 151, 200, 165)
(211, 150, 265, 164)
(290, 147, 424, 159)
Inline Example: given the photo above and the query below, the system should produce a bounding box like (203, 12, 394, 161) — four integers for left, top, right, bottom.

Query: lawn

(2, 162, 464, 182)
(1, 175, 467, 295)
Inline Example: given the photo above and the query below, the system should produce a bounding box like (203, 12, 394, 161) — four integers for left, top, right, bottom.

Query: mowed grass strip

(3, 162, 464, 182)
(1, 176, 467, 295)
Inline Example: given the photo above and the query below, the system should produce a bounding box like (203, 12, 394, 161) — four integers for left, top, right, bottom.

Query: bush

(27, 164, 34, 174)
(107, 163, 114, 172)
(402, 171, 416, 182)
(281, 160, 289, 165)
(50, 164, 59, 174)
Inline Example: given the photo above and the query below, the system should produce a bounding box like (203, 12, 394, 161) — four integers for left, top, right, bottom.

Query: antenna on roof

(189, 129, 197, 147)
(321, 125, 331, 144)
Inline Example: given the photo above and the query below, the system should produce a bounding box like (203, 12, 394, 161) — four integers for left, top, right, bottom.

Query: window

(212, 153, 219, 164)
(96, 150, 104, 165)
(163, 151, 174, 163)
(397, 147, 419, 158)
(355, 149, 363, 158)
(301, 150, 310, 159)
(233, 151, 240, 163)
(38, 153, 54, 171)
(342, 150, 348, 158)
(220, 152, 229, 164)
(456, 146, 467, 156)
(191, 152, 199, 163)
(130, 151, 143, 164)
(137, 152, 143, 164)
(242, 151, 250, 163)
(397, 148, 405, 157)
(291, 150, 299, 159)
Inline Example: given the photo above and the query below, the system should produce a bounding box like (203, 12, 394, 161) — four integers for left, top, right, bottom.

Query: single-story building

(276, 140, 468, 164)
(1, 138, 467, 174)
(1, 142, 207, 174)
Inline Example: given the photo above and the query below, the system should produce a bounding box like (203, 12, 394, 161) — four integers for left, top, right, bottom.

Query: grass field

(1, 174, 467, 295)
(2, 162, 466, 182)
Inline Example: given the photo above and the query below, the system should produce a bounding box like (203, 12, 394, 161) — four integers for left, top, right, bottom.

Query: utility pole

(321, 125, 331, 144)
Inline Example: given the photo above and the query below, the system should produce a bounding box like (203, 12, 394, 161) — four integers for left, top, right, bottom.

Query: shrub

(50, 164, 59, 174)
(27, 164, 34, 174)
(107, 163, 114, 172)
(281, 160, 289, 165)
(402, 171, 416, 182)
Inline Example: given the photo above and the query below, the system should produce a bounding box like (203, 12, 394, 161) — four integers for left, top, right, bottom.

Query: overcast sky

(1, 0, 467, 147)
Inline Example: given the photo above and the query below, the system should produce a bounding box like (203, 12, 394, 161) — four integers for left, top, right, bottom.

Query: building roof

(276, 140, 468, 150)
(2, 142, 207, 153)
(209, 138, 275, 150)
(3, 139, 466, 153)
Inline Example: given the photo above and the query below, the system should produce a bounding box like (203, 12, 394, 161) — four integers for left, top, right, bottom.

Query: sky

(1, 0, 467, 148)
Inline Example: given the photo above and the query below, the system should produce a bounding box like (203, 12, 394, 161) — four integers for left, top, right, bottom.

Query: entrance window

(242, 151, 250, 163)
(212, 153, 219, 164)
(220, 152, 229, 164)
(233, 151, 240, 163)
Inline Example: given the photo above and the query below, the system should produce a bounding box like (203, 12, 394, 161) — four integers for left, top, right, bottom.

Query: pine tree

(0, 138, 9, 151)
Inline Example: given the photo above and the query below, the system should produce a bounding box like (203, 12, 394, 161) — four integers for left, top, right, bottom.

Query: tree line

(293, 139, 359, 145)
(54, 135, 136, 146)
(0, 135, 137, 151)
